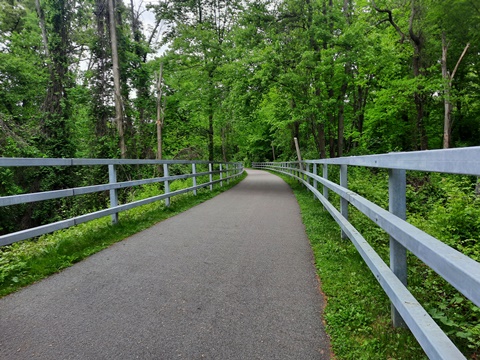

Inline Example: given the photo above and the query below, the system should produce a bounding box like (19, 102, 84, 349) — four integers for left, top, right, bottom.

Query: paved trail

(0, 169, 331, 359)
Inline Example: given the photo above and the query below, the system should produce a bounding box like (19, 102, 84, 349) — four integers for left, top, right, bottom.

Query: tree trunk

(92, 0, 110, 154)
(34, 0, 49, 58)
(327, 87, 336, 158)
(207, 67, 215, 162)
(42, 0, 73, 158)
(329, 135, 335, 158)
(108, 0, 126, 158)
(409, 1, 427, 150)
(352, 84, 367, 150)
(441, 34, 451, 149)
(318, 122, 327, 159)
(221, 127, 227, 162)
(156, 63, 165, 160)
(208, 106, 214, 161)
(337, 81, 348, 157)
(441, 33, 469, 149)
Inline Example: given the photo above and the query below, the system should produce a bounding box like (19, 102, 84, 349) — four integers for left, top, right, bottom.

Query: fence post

(340, 164, 348, 239)
(108, 164, 119, 224)
(294, 137, 303, 171)
(323, 164, 329, 201)
(220, 164, 223, 187)
(209, 163, 213, 191)
(389, 168, 407, 328)
(226, 164, 229, 184)
(305, 163, 310, 186)
(192, 163, 197, 196)
(313, 163, 318, 199)
(163, 163, 170, 207)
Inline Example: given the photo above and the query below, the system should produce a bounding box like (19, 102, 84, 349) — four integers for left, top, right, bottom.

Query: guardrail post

(220, 164, 223, 187)
(323, 164, 329, 201)
(192, 163, 197, 196)
(108, 164, 119, 224)
(163, 163, 170, 207)
(340, 164, 348, 239)
(313, 163, 317, 199)
(209, 163, 213, 191)
(389, 168, 407, 328)
(305, 163, 310, 185)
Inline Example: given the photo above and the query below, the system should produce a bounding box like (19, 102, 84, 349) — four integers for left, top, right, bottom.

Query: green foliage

(407, 174, 480, 259)
(279, 173, 426, 359)
(1, 0, 479, 168)
(404, 174, 480, 355)
(1, 0, 479, 182)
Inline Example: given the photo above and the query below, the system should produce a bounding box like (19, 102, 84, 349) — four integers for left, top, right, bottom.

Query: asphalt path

(0, 169, 331, 359)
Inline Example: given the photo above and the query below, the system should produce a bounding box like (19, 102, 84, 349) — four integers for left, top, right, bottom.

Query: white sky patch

(132, 0, 157, 29)
(132, 0, 169, 58)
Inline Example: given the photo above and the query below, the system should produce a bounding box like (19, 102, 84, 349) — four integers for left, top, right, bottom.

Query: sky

(132, 0, 168, 56)
(132, 0, 157, 32)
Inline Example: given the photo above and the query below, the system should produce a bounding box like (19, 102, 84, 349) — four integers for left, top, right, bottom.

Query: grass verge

(277, 173, 427, 360)
(0, 172, 247, 297)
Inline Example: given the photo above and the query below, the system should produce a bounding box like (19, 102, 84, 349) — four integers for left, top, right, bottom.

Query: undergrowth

(0, 172, 247, 297)
(280, 174, 425, 359)
(279, 169, 480, 359)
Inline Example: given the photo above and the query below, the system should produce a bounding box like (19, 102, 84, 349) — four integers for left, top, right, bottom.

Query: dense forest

(1, 0, 479, 228)
(1, 0, 479, 165)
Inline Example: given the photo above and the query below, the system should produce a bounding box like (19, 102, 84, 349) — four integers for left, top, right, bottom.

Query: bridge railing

(253, 146, 480, 360)
(0, 158, 244, 247)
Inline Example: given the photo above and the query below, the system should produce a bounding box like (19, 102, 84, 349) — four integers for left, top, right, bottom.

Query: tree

(371, 0, 429, 150)
(150, 0, 241, 161)
(441, 36, 469, 148)
(155, 62, 166, 160)
(108, 0, 127, 158)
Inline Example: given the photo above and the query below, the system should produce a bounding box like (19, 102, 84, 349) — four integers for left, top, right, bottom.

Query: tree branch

(408, 0, 421, 46)
(371, 0, 406, 43)
(450, 43, 470, 81)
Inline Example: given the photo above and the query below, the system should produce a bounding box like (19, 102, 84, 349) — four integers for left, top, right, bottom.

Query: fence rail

(253, 146, 480, 360)
(0, 158, 243, 247)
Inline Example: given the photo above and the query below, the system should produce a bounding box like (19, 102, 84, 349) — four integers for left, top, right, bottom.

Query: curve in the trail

(0, 169, 331, 360)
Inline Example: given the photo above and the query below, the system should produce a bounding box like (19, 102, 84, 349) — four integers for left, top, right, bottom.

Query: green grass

(0, 172, 247, 297)
(277, 174, 427, 360)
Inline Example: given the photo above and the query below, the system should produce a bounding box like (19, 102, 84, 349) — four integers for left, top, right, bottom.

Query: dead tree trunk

(441, 33, 469, 149)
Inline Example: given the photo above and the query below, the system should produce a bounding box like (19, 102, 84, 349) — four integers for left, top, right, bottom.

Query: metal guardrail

(253, 146, 480, 360)
(0, 158, 244, 246)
